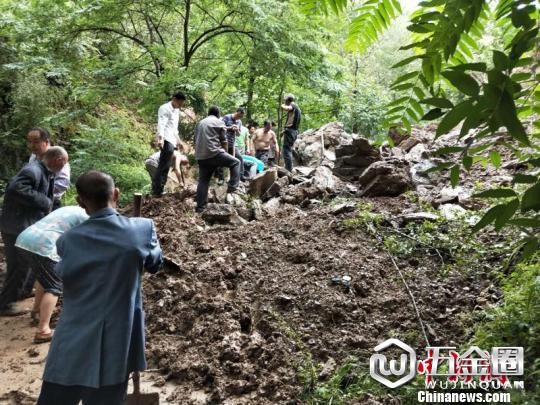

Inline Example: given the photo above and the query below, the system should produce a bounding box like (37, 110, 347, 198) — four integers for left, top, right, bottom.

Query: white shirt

(157, 101, 180, 147)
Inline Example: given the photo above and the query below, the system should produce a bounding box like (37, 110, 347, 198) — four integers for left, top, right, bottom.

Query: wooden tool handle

(132, 371, 141, 394)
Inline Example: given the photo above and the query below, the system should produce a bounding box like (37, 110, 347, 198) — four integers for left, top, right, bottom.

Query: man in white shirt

(152, 92, 186, 196)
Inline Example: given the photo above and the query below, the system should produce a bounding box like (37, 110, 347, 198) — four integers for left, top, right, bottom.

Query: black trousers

(37, 380, 128, 405)
(215, 145, 244, 181)
(151, 140, 175, 195)
(197, 152, 240, 211)
(283, 128, 298, 172)
(0, 232, 31, 309)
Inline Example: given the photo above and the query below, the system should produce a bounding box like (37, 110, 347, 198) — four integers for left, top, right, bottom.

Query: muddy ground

(0, 191, 501, 404)
(138, 193, 497, 404)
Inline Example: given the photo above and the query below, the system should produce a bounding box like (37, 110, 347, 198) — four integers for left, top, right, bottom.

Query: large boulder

(333, 137, 380, 180)
(294, 122, 353, 167)
(248, 168, 278, 198)
(311, 166, 337, 192)
(357, 159, 411, 197)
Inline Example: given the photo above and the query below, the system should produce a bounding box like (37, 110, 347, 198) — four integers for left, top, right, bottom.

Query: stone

(439, 186, 472, 204)
(292, 166, 315, 177)
(334, 136, 380, 180)
(311, 166, 337, 192)
(358, 159, 411, 197)
(252, 200, 264, 220)
(398, 136, 421, 152)
(294, 122, 352, 167)
(439, 204, 467, 220)
(332, 202, 356, 215)
(201, 204, 238, 225)
(405, 143, 429, 163)
(263, 176, 290, 200)
(399, 212, 439, 225)
(248, 168, 278, 198)
(262, 197, 282, 217)
(410, 160, 438, 187)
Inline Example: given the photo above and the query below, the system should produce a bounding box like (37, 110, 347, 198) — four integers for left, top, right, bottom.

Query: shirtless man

(251, 120, 279, 166)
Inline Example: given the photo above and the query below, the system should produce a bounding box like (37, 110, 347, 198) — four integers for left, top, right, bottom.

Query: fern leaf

(344, 0, 403, 53)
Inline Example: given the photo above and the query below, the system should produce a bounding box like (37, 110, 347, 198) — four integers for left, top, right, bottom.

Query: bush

(338, 80, 390, 140)
(472, 257, 540, 404)
(69, 106, 153, 205)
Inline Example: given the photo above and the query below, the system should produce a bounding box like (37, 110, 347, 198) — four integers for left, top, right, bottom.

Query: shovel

(126, 371, 160, 405)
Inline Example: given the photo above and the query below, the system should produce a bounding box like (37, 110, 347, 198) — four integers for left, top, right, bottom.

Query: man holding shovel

(37, 171, 163, 405)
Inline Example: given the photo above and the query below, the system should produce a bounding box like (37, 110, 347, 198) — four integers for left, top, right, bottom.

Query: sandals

(34, 330, 54, 344)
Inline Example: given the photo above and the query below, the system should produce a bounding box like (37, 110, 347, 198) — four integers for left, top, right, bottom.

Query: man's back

(44, 208, 162, 388)
(195, 115, 226, 160)
(0, 160, 53, 235)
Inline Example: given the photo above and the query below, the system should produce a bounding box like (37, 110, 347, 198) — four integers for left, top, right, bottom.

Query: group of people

(147, 92, 301, 212)
(0, 91, 301, 404)
(0, 150, 162, 404)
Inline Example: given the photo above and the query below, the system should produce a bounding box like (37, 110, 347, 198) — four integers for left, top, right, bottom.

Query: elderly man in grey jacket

(0, 146, 68, 315)
(38, 171, 163, 405)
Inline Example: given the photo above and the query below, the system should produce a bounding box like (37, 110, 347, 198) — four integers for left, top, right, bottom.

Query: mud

(140, 193, 497, 404)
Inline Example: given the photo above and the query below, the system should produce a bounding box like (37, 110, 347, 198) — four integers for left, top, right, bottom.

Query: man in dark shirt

(0, 147, 68, 315)
(194, 106, 241, 212)
(215, 107, 245, 183)
(281, 94, 302, 171)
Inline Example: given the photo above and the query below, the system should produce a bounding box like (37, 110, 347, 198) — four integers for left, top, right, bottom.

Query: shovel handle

(132, 371, 141, 394)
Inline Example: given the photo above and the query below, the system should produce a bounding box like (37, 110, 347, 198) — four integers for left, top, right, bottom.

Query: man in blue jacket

(37, 171, 163, 405)
(0, 146, 68, 315)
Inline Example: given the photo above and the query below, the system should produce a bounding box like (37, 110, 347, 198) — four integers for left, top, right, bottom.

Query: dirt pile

(139, 193, 499, 404)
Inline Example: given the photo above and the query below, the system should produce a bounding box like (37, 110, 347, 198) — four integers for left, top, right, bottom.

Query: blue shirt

(43, 208, 163, 388)
(15, 206, 88, 261)
(242, 155, 265, 173)
(222, 114, 242, 148)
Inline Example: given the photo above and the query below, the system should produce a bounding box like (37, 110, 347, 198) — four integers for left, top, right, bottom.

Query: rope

(387, 252, 431, 347)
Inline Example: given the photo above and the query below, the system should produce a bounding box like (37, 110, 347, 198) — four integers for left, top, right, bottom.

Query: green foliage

(69, 106, 153, 205)
(472, 258, 540, 403)
(338, 80, 390, 138)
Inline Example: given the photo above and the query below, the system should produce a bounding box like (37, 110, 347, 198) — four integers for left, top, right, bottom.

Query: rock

(439, 204, 467, 220)
(276, 166, 293, 180)
(332, 202, 356, 215)
(410, 160, 438, 187)
(358, 159, 411, 197)
(248, 168, 278, 198)
(439, 186, 472, 204)
(388, 127, 408, 146)
(252, 200, 264, 220)
(294, 122, 352, 167)
(211, 184, 229, 203)
(391, 147, 406, 158)
(311, 166, 337, 192)
(263, 197, 282, 217)
(202, 204, 241, 225)
(406, 143, 429, 163)
(334, 137, 380, 179)
(263, 176, 290, 200)
(318, 357, 337, 380)
(398, 212, 439, 225)
(293, 166, 315, 177)
(398, 136, 421, 152)
(225, 192, 247, 207)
